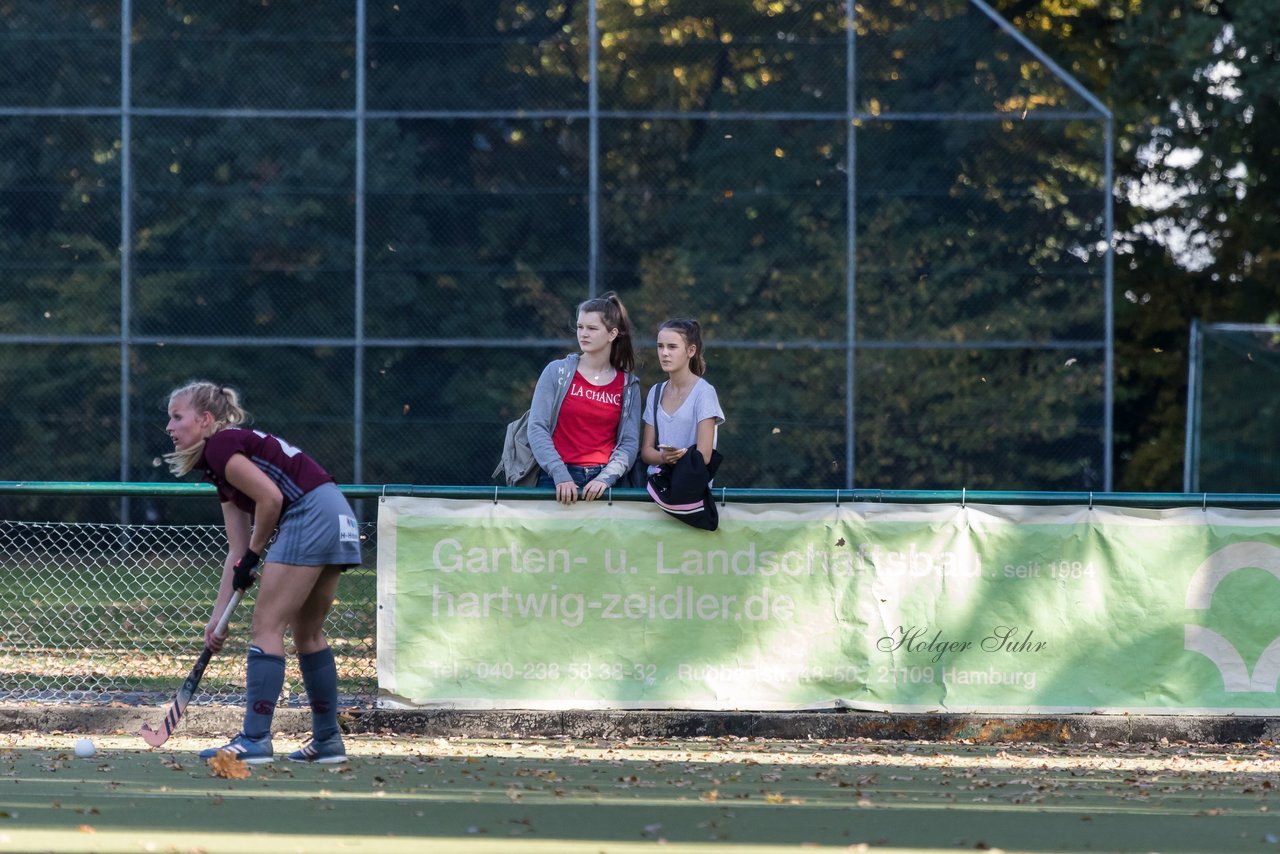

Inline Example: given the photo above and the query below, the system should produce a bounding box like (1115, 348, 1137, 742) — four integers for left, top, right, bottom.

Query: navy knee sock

(298, 647, 340, 742)
(242, 645, 286, 740)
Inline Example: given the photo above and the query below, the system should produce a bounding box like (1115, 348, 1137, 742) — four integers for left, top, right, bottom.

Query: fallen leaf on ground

(208, 752, 250, 780)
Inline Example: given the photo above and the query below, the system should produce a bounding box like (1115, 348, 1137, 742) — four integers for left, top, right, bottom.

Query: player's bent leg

(208, 562, 324, 764)
(291, 565, 342, 655)
(289, 566, 346, 763)
(241, 645, 285, 743)
(251, 562, 327, 656)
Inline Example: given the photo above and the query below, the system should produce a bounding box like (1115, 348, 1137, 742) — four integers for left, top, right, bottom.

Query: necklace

(666, 380, 694, 408)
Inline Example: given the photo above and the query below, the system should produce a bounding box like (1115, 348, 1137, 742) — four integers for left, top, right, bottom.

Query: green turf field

(2, 733, 1278, 852)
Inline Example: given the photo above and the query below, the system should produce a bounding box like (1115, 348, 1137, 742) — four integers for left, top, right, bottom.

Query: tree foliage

(997, 0, 1279, 489)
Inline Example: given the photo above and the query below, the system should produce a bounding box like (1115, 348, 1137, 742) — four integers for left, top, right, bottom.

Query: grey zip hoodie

(526, 353, 641, 487)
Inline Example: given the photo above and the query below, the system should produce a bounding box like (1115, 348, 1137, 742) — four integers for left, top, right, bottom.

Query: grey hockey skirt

(267, 483, 362, 568)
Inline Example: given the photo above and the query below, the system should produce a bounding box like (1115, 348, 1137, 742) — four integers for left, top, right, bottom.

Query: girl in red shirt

(527, 293, 642, 504)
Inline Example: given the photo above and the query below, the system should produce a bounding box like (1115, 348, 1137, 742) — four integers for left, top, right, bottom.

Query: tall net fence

(0, 1, 1112, 523)
(1184, 323, 1280, 493)
(0, 517, 377, 705)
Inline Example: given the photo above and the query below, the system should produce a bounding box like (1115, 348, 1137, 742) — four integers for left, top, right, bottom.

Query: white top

(642, 378, 725, 474)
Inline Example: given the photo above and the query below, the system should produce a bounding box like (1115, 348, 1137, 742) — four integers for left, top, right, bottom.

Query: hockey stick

(139, 589, 244, 748)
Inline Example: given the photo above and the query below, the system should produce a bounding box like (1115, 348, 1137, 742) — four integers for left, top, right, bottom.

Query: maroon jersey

(199, 428, 335, 514)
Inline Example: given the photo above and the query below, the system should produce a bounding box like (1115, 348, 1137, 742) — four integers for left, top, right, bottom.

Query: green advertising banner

(376, 497, 1280, 714)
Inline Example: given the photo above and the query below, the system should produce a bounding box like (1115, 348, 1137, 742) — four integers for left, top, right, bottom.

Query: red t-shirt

(553, 371, 625, 466)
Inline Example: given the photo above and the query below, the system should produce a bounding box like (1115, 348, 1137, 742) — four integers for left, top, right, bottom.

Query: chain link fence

(0, 516, 377, 706)
(1183, 322, 1280, 493)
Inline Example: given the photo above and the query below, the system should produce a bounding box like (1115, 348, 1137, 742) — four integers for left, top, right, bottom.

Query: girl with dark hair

(164, 380, 359, 765)
(527, 292, 642, 504)
(639, 319, 724, 473)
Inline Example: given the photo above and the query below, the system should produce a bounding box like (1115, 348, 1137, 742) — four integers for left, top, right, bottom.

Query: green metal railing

(3, 481, 1279, 508)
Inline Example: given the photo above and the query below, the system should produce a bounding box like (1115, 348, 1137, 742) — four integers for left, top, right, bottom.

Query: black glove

(233, 549, 261, 592)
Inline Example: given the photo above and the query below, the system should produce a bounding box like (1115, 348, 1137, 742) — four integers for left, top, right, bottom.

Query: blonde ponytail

(162, 381, 249, 476)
